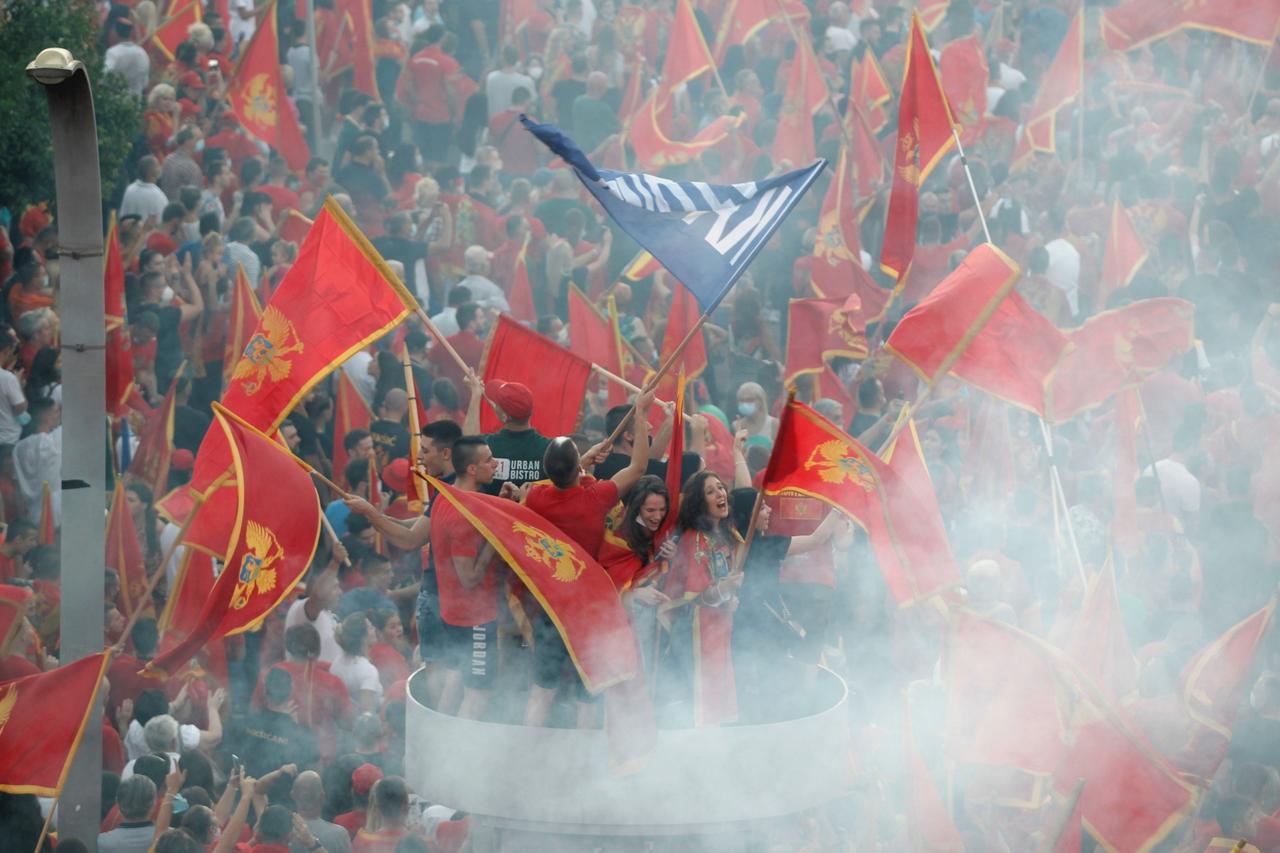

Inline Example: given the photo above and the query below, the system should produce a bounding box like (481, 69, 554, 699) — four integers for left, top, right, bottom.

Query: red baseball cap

(489, 381, 533, 421)
(382, 457, 411, 494)
(351, 763, 383, 796)
(179, 71, 206, 90)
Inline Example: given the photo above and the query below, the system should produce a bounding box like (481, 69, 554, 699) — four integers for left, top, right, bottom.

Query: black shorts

(442, 621, 497, 690)
(416, 584, 447, 664)
(531, 611, 596, 701)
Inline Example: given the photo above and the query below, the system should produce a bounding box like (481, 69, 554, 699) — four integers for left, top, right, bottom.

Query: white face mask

(161, 285, 175, 302)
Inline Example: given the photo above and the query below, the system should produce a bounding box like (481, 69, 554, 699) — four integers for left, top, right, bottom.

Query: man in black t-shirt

(593, 404, 670, 486)
(230, 668, 318, 779)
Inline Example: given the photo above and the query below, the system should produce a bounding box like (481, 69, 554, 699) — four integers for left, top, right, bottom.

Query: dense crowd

(3, 0, 1280, 849)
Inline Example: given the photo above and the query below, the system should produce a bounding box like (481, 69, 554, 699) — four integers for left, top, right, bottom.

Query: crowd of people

(2, 0, 1280, 849)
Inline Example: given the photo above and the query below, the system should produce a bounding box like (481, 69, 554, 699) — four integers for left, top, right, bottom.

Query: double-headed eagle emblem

(232, 306, 304, 396)
(513, 521, 585, 583)
(231, 521, 283, 610)
(803, 439, 876, 490)
(243, 73, 278, 128)
(0, 684, 15, 736)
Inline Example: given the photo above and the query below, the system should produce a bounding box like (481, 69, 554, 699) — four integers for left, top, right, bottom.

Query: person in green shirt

(464, 375, 551, 496)
(570, 72, 621, 157)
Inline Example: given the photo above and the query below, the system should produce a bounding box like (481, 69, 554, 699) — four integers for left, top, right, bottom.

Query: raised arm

(611, 389, 655, 495)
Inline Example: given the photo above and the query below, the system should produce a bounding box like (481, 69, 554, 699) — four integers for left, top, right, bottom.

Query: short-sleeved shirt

(330, 653, 384, 705)
(230, 708, 319, 776)
(431, 496, 500, 626)
(0, 368, 25, 444)
(524, 476, 619, 558)
(483, 428, 551, 495)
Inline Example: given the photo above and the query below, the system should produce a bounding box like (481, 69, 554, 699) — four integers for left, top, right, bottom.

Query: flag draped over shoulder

(1101, 0, 1280, 51)
(1013, 9, 1083, 167)
(0, 651, 112, 796)
(523, 116, 825, 312)
(105, 213, 134, 418)
(480, 315, 592, 436)
(227, 2, 310, 171)
(880, 13, 956, 280)
(762, 400, 959, 604)
(107, 479, 149, 620)
(146, 407, 322, 676)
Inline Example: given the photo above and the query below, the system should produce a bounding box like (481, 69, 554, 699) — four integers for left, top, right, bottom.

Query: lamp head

(26, 48, 82, 86)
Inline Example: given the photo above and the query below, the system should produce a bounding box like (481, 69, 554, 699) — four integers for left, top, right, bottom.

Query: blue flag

(521, 116, 826, 312)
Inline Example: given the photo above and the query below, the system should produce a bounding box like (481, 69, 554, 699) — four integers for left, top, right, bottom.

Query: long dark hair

(25, 347, 59, 401)
(620, 475, 668, 556)
(676, 470, 731, 539)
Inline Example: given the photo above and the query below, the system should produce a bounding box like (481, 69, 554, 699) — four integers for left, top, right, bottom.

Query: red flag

(622, 251, 661, 284)
(221, 198, 414, 433)
(508, 235, 537, 325)
(107, 480, 150, 620)
(772, 36, 829, 168)
(1099, 199, 1150, 306)
(38, 481, 54, 545)
(812, 363, 855, 415)
(157, 549, 216, 636)
(1180, 598, 1277, 740)
(0, 651, 112, 796)
(1065, 560, 1139, 703)
(847, 101, 887, 200)
(128, 372, 178, 496)
(762, 401, 959, 604)
(885, 244, 1063, 415)
(332, 369, 372, 484)
(651, 285, 708, 400)
(568, 285, 623, 379)
(0, 586, 31, 654)
(278, 209, 313, 246)
(1013, 9, 1083, 168)
(712, 0, 808, 61)
(1102, 0, 1280, 51)
(227, 2, 311, 171)
(480, 314, 592, 437)
(656, 371, 686, 543)
(881, 13, 957, 280)
(783, 297, 869, 388)
(1045, 298, 1195, 423)
(150, 0, 202, 62)
(224, 264, 264, 387)
(105, 213, 134, 418)
(938, 35, 988, 147)
(810, 148, 879, 315)
(850, 52, 891, 134)
(145, 406, 322, 676)
(334, 0, 377, 98)
(918, 0, 949, 30)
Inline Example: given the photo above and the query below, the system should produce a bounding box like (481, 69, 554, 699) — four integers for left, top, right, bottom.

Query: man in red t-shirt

(430, 436, 502, 719)
(398, 25, 464, 164)
(521, 389, 655, 727)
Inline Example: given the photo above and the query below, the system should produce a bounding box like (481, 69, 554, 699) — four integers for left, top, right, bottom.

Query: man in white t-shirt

(0, 329, 27, 445)
(285, 565, 343, 663)
(229, 0, 261, 51)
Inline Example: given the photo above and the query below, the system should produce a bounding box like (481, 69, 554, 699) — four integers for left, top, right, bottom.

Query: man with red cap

(334, 762, 383, 839)
(463, 375, 551, 496)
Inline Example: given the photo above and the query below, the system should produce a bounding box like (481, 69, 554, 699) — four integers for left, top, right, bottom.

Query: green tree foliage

(0, 0, 141, 212)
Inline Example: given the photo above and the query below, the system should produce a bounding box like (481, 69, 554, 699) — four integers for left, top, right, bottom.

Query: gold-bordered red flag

(783, 297, 869, 388)
(106, 479, 150, 620)
(224, 264, 263, 387)
(711, 0, 808, 61)
(508, 234, 537, 325)
(0, 651, 112, 796)
(38, 481, 54, 545)
(150, 0, 202, 62)
(772, 36, 829, 168)
(568, 284, 624, 399)
(145, 405, 322, 676)
(881, 13, 957, 280)
(227, 1, 311, 171)
(1102, 0, 1280, 51)
(850, 52, 891, 134)
(157, 549, 216, 636)
(885, 244, 1061, 415)
(1099, 198, 1149, 305)
(652, 284, 707, 400)
(655, 370, 686, 543)
(335, 0, 377, 98)
(1044, 298, 1194, 423)
(480, 315, 593, 436)
(1065, 560, 1139, 703)
(1179, 597, 1277, 740)
(938, 34, 988, 147)
(1012, 9, 1083, 169)
(128, 372, 179, 496)
(918, 0, 949, 30)
(104, 212, 134, 418)
(333, 369, 373, 486)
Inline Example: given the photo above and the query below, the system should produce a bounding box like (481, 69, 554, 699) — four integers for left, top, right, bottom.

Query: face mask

(529, 65, 543, 80)
(194, 139, 205, 152)
(161, 286, 175, 302)
(737, 401, 758, 417)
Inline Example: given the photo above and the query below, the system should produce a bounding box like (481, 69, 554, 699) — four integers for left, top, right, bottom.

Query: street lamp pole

(26, 47, 107, 846)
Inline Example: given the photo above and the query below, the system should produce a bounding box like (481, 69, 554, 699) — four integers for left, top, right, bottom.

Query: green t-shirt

(483, 428, 552, 495)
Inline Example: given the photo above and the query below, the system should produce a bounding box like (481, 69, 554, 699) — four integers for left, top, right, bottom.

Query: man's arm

(463, 372, 484, 435)
(453, 540, 496, 589)
(344, 496, 431, 550)
(611, 389, 655, 495)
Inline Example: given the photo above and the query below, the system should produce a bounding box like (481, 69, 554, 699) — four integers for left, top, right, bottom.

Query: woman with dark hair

(601, 475, 676, 675)
(332, 613, 382, 712)
(125, 481, 163, 574)
(24, 347, 60, 403)
(370, 349, 406, 413)
(424, 377, 464, 424)
(455, 93, 490, 169)
(658, 469, 743, 726)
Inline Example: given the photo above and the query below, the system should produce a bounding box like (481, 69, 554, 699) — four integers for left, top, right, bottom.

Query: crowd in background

(3, 0, 1280, 849)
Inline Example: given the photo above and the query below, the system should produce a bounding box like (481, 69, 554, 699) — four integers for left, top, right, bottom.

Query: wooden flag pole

(411, 303, 476, 382)
(602, 310, 708, 446)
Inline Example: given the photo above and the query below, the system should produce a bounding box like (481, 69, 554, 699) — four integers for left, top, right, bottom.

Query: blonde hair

(147, 83, 176, 108)
(187, 21, 214, 51)
(413, 176, 441, 205)
(133, 0, 158, 38)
